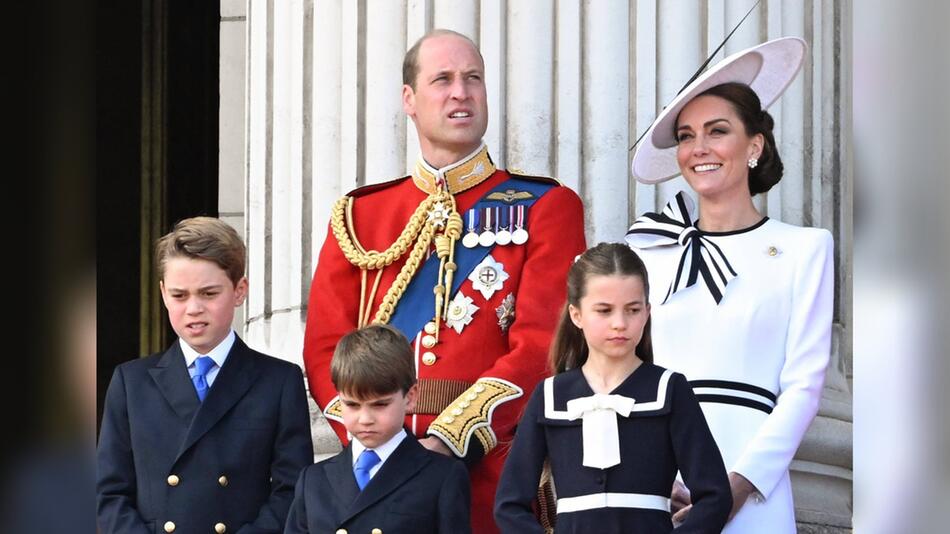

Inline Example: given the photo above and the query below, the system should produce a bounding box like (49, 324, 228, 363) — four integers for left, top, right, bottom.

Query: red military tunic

(303, 146, 586, 533)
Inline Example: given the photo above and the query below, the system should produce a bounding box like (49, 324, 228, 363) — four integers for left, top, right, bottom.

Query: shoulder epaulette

(345, 176, 412, 198)
(506, 171, 563, 187)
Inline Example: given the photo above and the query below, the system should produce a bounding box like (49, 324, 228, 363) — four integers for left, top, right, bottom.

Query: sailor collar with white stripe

(411, 142, 497, 195)
(542, 364, 676, 422)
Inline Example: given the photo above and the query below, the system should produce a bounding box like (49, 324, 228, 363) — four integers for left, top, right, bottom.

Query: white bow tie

(566, 393, 636, 469)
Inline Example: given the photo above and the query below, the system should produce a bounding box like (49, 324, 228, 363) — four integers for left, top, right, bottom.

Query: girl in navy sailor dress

(494, 243, 731, 533)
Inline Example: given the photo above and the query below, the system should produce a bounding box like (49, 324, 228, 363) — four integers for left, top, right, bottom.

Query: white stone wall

(221, 0, 852, 527)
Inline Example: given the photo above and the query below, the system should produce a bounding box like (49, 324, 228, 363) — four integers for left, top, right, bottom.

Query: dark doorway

(97, 0, 221, 428)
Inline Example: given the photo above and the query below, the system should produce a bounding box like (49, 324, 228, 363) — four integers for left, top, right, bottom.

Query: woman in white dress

(626, 38, 834, 533)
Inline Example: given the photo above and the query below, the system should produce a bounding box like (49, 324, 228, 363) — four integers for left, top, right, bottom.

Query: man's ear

(402, 84, 416, 118)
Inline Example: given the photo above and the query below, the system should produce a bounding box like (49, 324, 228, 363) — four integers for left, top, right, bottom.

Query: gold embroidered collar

(411, 143, 496, 195)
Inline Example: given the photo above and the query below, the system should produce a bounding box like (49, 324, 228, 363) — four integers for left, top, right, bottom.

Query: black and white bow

(625, 192, 737, 304)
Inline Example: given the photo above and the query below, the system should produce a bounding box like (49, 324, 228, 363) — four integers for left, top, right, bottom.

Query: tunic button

(163, 521, 176, 533)
(422, 352, 437, 366)
(218, 475, 229, 487)
(372, 529, 383, 534)
(214, 523, 226, 534)
(422, 335, 437, 349)
(424, 321, 438, 335)
(166, 475, 179, 487)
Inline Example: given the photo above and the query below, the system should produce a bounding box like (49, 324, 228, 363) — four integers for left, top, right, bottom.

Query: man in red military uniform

(303, 29, 586, 533)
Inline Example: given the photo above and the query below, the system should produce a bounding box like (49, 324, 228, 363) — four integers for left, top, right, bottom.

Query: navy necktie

(354, 449, 381, 490)
(192, 356, 215, 402)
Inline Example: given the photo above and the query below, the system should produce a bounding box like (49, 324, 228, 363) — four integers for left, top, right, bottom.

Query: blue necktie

(192, 356, 215, 402)
(353, 449, 380, 491)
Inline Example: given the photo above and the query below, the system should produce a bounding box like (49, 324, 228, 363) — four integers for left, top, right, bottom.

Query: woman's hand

(670, 479, 692, 525)
(728, 471, 759, 520)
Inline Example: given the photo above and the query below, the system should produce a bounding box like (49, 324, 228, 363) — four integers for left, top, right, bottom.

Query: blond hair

(155, 217, 246, 286)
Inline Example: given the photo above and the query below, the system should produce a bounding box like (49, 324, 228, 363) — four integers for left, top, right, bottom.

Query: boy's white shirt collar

(351, 428, 407, 477)
(180, 329, 235, 370)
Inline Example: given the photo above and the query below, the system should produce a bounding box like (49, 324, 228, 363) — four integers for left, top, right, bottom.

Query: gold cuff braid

(427, 378, 523, 458)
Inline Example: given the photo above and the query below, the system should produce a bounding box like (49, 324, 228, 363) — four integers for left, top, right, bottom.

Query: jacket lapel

(175, 337, 262, 461)
(341, 436, 431, 523)
(322, 445, 361, 515)
(148, 343, 200, 421)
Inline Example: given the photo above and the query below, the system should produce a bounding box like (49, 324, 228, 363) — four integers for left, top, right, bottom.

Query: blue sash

(388, 176, 555, 340)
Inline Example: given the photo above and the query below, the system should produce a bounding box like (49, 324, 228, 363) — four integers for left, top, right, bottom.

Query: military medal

(462, 208, 480, 248)
(445, 291, 478, 334)
(496, 293, 515, 332)
(478, 206, 496, 247)
(468, 254, 509, 300)
(511, 204, 529, 244)
(495, 206, 512, 246)
(427, 200, 450, 229)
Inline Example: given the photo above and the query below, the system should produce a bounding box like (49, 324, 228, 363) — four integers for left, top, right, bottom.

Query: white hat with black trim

(631, 37, 807, 184)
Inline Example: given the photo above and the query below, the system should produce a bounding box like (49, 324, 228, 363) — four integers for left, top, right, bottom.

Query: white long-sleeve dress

(628, 200, 834, 534)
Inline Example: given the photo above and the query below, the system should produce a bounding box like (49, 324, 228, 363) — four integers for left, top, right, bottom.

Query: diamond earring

(747, 158, 759, 169)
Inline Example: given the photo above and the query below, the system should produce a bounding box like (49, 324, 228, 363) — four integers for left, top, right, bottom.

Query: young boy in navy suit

(97, 217, 313, 534)
(284, 325, 471, 534)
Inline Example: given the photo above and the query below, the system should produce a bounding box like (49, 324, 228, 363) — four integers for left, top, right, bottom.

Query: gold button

(422, 335, 437, 349)
(163, 521, 176, 533)
(372, 529, 383, 534)
(474, 384, 486, 393)
(424, 321, 437, 335)
(422, 352, 437, 366)
(214, 523, 226, 534)
(218, 475, 229, 487)
(166, 475, 179, 487)
(335, 530, 347, 534)
(768, 246, 778, 256)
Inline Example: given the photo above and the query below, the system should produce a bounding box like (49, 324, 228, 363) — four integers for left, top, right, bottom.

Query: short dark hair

(402, 29, 483, 89)
(155, 217, 246, 286)
(679, 82, 785, 195)
(331, 325, 416, 399)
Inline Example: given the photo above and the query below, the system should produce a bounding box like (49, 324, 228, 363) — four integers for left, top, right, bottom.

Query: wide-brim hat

(631, 37, 807, 184)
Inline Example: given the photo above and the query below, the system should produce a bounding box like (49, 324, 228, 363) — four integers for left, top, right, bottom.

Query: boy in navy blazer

(284, 325, 471, 534)
(97, 217, 313, 534)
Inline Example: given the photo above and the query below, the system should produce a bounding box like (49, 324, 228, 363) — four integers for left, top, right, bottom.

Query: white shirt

(350, 428, 407, 481)
(179, 330, 236, 388)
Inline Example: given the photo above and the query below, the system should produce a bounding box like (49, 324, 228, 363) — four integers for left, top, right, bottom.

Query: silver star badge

(427, 201, 450, 229)
(468, 255, 509, 300)
(496, 293, 515, 333)
(445, 291, 478, 334)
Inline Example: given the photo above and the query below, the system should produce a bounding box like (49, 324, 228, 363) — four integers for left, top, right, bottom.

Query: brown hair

(549, 243, 654, 374)
(402, 29, 484, 89)
(331, 325, 416, 399)
(155, 217, 246, 286)
(677, 81, 785, 195)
